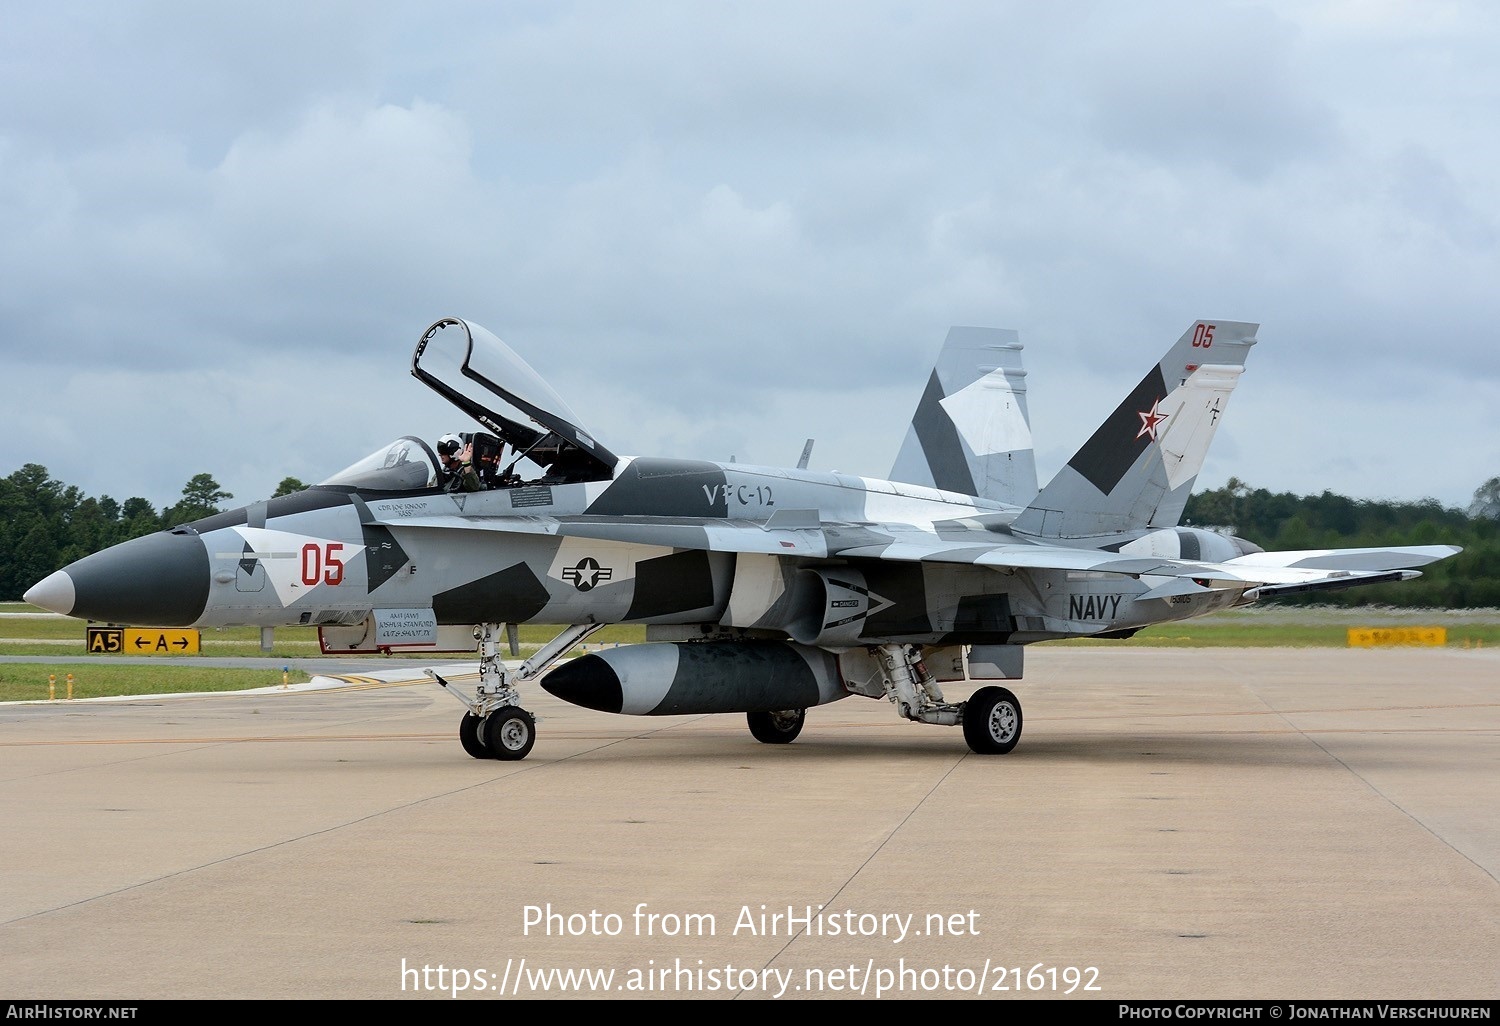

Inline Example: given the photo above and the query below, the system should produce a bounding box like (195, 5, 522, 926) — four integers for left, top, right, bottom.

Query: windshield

(320, 436, 441, 492)
(411, 317, 617, 482)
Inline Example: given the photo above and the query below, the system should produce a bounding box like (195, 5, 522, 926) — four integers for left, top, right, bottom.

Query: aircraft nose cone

(24, 570, 77, 616)
(32, 530, 211, 626)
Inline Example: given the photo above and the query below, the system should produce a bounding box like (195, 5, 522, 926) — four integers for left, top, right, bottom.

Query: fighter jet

(25, 316, 1460, 760)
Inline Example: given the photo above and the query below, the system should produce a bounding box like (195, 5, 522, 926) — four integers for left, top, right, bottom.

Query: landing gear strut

(867, 644, 1025, 755)
(430, 622, 603, 760)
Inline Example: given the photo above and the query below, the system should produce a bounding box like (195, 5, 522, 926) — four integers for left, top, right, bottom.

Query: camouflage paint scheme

(28, 318, 1460, 759)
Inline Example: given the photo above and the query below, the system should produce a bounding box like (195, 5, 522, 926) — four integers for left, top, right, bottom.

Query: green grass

(0, 663, 310, 703)
(3, 605, 1494, 702)
(1150, 606, 1499, 647)
(0, 619, 652, 658)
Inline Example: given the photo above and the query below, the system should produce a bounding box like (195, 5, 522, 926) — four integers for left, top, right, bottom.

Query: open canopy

(411, 317, 618, 483)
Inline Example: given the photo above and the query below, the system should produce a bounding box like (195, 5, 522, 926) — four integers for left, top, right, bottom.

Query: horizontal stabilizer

(1249, 570, 1419, 598)
(1224, 545, 1460, 573)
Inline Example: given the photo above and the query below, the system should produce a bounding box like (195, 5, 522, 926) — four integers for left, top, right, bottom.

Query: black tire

(747, 708, 805, 744)
(962, 686, 1022, 755)
(483, 706, 537, 761)
(459, 712, 490, 759)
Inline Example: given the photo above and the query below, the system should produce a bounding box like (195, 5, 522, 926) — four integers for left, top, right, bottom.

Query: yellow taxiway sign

(86, 626, 201, 655)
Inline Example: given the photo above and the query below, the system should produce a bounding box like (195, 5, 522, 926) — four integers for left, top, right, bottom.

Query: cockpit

(321, 436, 444, 492)
(410, 317, 617, 485)
(318, 318, 620, 496)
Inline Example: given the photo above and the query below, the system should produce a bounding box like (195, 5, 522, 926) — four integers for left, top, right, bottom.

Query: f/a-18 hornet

(27, 317, 1460, 760)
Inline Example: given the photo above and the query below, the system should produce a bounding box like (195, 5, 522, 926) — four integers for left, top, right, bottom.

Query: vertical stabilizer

(889, 326, 1038, 506)
(1013, 320, 1258, 538)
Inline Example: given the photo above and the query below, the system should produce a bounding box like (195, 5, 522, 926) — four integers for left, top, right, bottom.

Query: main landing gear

(867, 644, 1024, 755)
(961, 685, 1023, 755)
(747, 708, 806, 744)
(430, 622, 602, 761)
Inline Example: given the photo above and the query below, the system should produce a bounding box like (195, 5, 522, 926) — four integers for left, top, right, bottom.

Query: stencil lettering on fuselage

(1068, 593, 1123, 622)
(225, 526, 361, 609)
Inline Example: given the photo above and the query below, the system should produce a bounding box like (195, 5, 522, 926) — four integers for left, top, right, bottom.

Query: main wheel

(459, 712, 490, 759)
(483, 706, 537, 761)
(962, 686, 1022, 754)
(747, 708, 806, 744)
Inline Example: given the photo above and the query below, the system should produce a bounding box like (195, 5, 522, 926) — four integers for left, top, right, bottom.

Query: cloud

(2, 1, 1497, 511)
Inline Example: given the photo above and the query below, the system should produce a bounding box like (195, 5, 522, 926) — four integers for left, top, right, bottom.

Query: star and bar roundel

(562, 556, 613, 592)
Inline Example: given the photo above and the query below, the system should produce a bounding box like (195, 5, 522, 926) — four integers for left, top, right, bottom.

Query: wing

(370, 512, 834, 558)
(835, 534, 1459, 595)
(374, 507, 1458, 596)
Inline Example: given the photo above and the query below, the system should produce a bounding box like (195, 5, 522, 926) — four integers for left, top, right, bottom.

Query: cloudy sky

(3, 1, 1496, 514)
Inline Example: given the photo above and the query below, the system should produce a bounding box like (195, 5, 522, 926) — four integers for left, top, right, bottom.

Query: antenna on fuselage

(797, 439, 814, 470)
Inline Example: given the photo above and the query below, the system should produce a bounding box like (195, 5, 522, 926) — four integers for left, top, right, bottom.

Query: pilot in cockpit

(436, 433, 483, 493)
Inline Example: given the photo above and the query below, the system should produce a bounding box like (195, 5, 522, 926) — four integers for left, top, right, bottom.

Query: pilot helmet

(436, 433, 464, 458)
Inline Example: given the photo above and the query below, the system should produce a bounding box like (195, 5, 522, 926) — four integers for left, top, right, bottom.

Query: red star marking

(1136, 398, 1168, 441)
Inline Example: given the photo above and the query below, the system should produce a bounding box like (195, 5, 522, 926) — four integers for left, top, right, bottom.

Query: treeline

(1, 464, 302, 601)
(3, 464, 1497, 607)
(1182, 477, 1499, 608)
